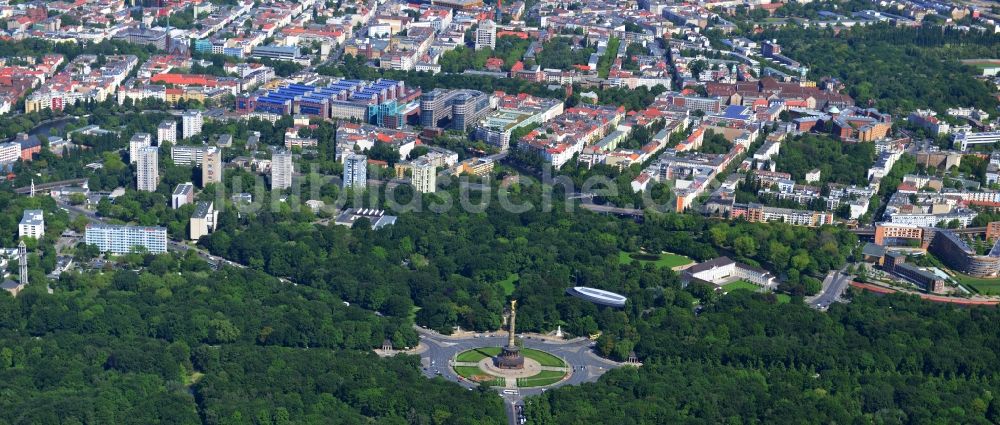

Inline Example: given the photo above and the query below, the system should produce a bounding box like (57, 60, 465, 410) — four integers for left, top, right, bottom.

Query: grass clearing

(184, 371, 204, 386)
(721, 280, 760, 293)
(618, 251, 693, 269)
(956, 274, 1000, 295)
(497, 273, 518, 296)
(454, 366, 482, 378)
(722, 281, 791, 304)
(597, 37, 620, 79)
(408, 306, 421, 323)
(457, 347, 565, 367)
(456, 347, 501, 363)
(454, 366, 504, 386)
(517, 370, 567, 387)
(522, 348, 566, 368)
(961, 60, 1000, 70)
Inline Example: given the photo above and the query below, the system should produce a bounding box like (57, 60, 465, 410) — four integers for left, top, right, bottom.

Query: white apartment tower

(84, 224, 168, 254)
(181, 110, 203, 140)
(343, 154, 368, 189)
(136, 146, 159, 192)
(271, 150, 293, 190)
(0, 141, 20, 164)
(18, 209, 44, 239)
(157, 120, 176, 145)
(129, 133, 152, 164)
(411, 160, 436, 193)
(475, 20, 497, 50)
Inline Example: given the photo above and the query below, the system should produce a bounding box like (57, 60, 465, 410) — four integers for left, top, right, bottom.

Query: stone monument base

(479, 357, 542, 379)
(495, 345, 524, 369)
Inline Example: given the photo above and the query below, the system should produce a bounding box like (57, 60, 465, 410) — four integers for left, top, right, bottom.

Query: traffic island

(453, 347, 569, 388)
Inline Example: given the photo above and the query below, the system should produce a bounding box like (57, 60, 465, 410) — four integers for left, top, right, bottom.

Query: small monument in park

(494, 300, 525, 369)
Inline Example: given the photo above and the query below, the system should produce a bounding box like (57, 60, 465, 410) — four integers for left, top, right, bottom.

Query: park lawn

(497, 273, 518, 296)
(722, 281, 791, 303)
(454, 366, 503, 386)
(956, 274, 1000, 295)
(522, 348, 566, 368)
(408, 306, 421, 323)
(454, 366, 484, 379)
(722, 280, 791, 303)
(517, 370, 567, 388)
(722, 280, 760, 293)
(184, 371, 204, 386)
(456, 347, 502, 363)
(457, 347, 564, 367)
(618, 251, 693, 269)
(969, 62, 1000, 71)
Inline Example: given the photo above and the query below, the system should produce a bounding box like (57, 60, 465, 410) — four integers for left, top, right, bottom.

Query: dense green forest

(528, 291, 1000, 423)
(155, 7, 198, 30)
(773, 134, 876, 185)
(757, 24, 1000, 113)
(0, 39, 158, 63)
(195, 169, 855, 358)
(697, 131, 732, 155)
(0, 264, 502, 424)
(534, 37, 595, 70)
(439, 36, 532, 72)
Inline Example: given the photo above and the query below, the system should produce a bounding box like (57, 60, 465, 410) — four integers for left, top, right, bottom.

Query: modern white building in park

(566, 286, 628, 307)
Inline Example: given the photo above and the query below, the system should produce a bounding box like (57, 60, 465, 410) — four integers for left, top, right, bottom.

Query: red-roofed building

(485, 57, 504, 71)
(497, 30, 528, 39)
(151, 73, 218, 87)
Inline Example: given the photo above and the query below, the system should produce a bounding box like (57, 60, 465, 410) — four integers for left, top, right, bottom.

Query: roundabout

(452, 347, 570, 388)
(416, 298, 628, 425)
(417, 326, 627, 425)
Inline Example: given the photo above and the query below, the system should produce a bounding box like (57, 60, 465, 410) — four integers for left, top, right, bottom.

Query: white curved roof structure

(567, 286, 627, 307)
